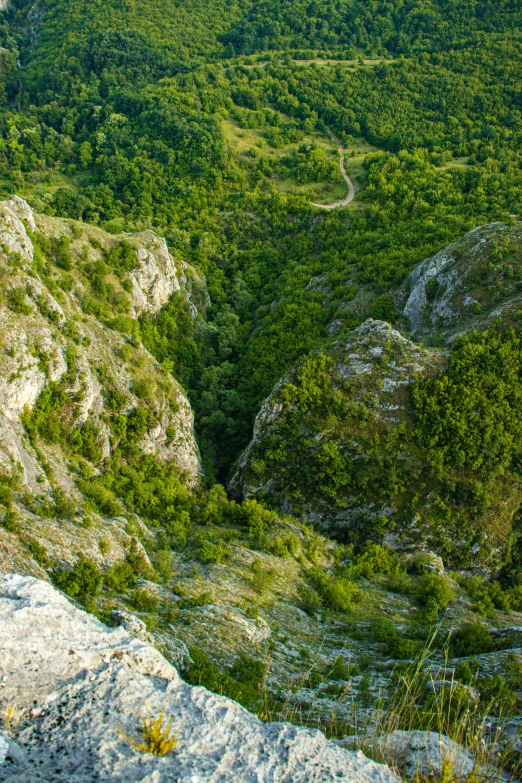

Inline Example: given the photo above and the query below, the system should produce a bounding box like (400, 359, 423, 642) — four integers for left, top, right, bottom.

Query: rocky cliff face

(403, 221, 522, 342)
(230, 318, 519, 568)
(230, 320, 444, 544)
(0, 572, 399, 783)
(0, 196, 201, 577)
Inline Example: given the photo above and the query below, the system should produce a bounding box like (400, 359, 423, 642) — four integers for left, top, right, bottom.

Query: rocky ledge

(0, 573, 399, 783)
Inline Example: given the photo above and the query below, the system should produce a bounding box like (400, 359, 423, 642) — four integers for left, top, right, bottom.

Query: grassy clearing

(293, 58, 398, 68)
(440, 156, 471, 170)
(223, 116, 345, 200)
(223, 115, 381, 204)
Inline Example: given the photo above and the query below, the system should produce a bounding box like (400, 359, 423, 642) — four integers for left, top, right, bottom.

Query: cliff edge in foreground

(0, 573, 399, 783)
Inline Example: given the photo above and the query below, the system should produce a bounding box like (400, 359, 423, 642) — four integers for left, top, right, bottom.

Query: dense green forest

(3, 0, 522, 757)
(0, 0, 521, 479)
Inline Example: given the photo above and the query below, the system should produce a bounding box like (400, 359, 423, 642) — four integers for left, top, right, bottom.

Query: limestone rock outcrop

(404, 221, 522, 341)
(0, 197, 201, 576)
(230, 319, 444, 543)
(229, 317, 514, 568)
(0, 573, 400, 783)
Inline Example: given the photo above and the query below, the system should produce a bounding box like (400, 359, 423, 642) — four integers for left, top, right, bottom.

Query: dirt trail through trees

(312, 131, 355, 210)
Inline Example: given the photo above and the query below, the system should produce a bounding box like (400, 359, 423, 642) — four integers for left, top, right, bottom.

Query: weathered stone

(403, 221, 522, 342)
(377, 730, 475, 781)
(0, 197, 201, 577)
(111, 609, 148, 635)
(0, 573, 401, 783)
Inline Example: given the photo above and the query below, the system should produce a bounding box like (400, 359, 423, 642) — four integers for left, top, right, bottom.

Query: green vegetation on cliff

(233, 323, 522, 569)
(1, 0, 522, 756)
(0, 0, 521, 474)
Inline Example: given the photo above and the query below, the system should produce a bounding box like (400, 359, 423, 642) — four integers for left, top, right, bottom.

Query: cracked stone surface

(0, 573, 401, 783)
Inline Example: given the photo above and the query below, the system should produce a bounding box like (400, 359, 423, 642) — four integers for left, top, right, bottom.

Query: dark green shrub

(52, 558, 103, 602)
(298, 584, 322, 613)
(7, 287, 32, 314)
(241, 498, 277, 540)
(307, 566, 360, 613)
(105, 560, 137, 591)
(25, 537, 49, 565)
(195, 540, 232, 564)
(320, 576, 359, 613)
(154, 549, 173, 582)
(132, 587, 159, 613)
(133, 378, 154, 400)
(506, 584, 522, 611)
(79, 480, 123, 517)
(425, 277, 440, 301)
(190, 591, 213, 607)
(479, 674, 519, 716)
(54, 236, 73, 270)
(370, 619, 420, 659)
(416, 573, 454, 613)
(371, 618, 396, 643)
(53, 488, 77, 518)
(328, 656, 359, 680)
(183, 649, 264, 714)
(450, 622, 494, 657)
(250, 559, 276, 593)
(385, 572, 413, 594)
(106, 240, 137, 276)
(165, 512, 190, 550)
(269, 533, 300, 558)
(353, 543, 401, 578)
(1, 509, 20, 533)
(454, 661, 477, 685)
(0, 475, 13, 507)
(126, 539, 155, 579)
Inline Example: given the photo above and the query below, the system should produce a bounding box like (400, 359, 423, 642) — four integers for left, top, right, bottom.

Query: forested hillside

(1, 4, 522, 772)
(1, 0, 520, 472)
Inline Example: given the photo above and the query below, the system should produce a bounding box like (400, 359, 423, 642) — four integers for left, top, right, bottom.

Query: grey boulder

(0, 573, 400, 782)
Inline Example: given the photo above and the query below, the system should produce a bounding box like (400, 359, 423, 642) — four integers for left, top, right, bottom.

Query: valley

(0, 1, 522, 781)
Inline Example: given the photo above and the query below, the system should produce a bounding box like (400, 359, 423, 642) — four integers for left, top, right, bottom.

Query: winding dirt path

(311, 132, 355, 210)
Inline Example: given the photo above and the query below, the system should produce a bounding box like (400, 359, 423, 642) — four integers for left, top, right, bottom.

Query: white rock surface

(0, 737, 7, 766)
(0, 573, 400, 783)
(129, 231, 181, 317)
(377, 730, 475, 781)
(4, 195, 37, 233)
(0, 200, 34, 263)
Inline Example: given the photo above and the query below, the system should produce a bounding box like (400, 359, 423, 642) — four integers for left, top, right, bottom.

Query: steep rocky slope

(230, 315, 522, 570)
(0, 573, 400, 783)
(403, 221, 522, 342)
(230, 321, 445, 548)
(0, 196, 202, 576)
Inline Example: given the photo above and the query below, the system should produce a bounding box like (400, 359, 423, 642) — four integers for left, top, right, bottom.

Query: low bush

(269, 533, 300, 558)
(370, 619, 421, 659)
(132, 587, 160, 613)
(298, 584, 322, 614)
(189, 591, 213, 607)
(384, 572, 413, 594)
(320, 576, 360, 613)
(416, 573, 454, 619)
(352, 543, 402, 578)
(306, 566, 360, 613)
(183, 649, 265, 714)
(105, 560, 137, 591)
(195, 539, 232, 564)
(250, 559, 276, 594)
(1, 509, 20, 533)
(450, 622, 494, 657)
(328, 656, 360, 680)
(52, 558, 102, 603)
